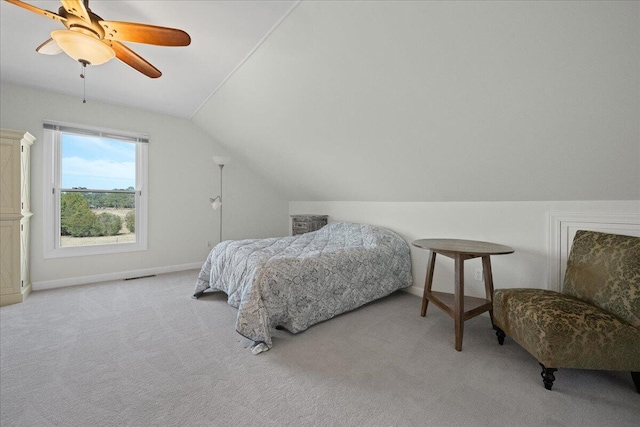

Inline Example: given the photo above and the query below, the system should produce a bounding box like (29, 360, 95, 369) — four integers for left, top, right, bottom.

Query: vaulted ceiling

(0, 0, 298, 118)
(2, 1, 638, 203)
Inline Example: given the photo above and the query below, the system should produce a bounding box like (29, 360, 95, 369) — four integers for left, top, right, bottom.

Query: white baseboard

(404, 284, 423, 297)
(32, 262, 203, 291)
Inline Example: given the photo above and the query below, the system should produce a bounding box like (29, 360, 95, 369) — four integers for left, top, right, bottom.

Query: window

(43, 121, 148, 258)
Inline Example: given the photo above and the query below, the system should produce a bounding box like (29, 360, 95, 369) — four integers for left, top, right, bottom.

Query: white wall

(4, 1, 638, 293)
(193, 1, 640, 202)
(290, 201, 640, 297)
(0, 83, 289, 289)
(195, 1, 640, 298)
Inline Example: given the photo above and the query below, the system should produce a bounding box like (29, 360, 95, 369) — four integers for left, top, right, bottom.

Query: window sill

(43, 241, 147, 259)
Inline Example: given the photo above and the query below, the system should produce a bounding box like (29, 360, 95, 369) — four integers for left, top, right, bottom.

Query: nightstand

(290, 215, 328, 235)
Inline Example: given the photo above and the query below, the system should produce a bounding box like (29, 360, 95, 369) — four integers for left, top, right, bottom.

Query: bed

(193, 221, 412, 353)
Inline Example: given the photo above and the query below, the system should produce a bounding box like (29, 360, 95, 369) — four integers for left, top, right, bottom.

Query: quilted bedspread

(194, 222, 412, 352)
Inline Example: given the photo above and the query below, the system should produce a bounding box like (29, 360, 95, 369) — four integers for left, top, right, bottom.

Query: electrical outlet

(474, 269, 483, 281)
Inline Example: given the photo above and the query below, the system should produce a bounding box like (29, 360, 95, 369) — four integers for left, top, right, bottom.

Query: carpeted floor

(1, 270, 638, 426)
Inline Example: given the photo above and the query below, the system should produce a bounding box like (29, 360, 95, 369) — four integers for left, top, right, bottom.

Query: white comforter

(194, 222, 412, 352)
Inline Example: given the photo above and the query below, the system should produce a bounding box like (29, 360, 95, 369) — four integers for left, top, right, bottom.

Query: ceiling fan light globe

(50, 30, 115, 65)
(36, 38, 63, 55)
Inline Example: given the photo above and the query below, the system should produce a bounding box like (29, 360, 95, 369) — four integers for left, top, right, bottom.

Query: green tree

(98, 212, 122, 236)
(61, 192, 103, 237)
(66, 207, 102, 237)
(125, 210, 135, 233)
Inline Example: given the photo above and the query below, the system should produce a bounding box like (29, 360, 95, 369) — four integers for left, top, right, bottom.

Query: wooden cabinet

(290, 215, 328, 235)
(1, 129, 35, 306)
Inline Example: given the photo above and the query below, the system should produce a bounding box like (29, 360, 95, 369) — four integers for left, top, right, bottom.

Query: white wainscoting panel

(548, 213, 640, 292)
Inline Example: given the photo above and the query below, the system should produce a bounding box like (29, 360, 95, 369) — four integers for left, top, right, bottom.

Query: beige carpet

(1, 270, 638, 426)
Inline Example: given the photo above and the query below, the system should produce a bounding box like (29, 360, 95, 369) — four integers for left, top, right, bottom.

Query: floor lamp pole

(219, 163, 224, 242)
(195, 159, 227, 300)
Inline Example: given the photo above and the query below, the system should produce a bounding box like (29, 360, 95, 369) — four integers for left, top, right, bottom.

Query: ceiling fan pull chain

(80, 62, 87, 104)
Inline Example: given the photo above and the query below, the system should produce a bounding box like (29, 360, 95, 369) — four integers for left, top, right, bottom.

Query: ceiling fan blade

(4, 0, 66, 22)
(105, 40, 162, 78)
(59, 0, 91, 24)
(99, 20, 191, 46)
(36, 38, 63, 55)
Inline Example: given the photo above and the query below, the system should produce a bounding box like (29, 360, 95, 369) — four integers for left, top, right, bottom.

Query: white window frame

(43, 121, 148, 258)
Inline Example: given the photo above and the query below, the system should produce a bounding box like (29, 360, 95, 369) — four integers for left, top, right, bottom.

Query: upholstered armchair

(492, 230, 640, 393)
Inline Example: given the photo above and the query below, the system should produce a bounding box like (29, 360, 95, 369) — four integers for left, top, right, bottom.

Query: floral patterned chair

(492, 230, 640, 392)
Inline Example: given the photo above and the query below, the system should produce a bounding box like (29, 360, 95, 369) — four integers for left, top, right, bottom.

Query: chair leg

(539, 363, 558, 391)
(632, 372, 640, 394)
(494, 326, 505, 345)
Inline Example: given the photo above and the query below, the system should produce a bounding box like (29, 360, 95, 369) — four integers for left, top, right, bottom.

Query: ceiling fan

(5, 0, 191, 78)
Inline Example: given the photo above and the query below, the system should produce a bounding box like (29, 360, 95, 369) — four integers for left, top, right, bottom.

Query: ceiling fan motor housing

(58, 5, 105, 39)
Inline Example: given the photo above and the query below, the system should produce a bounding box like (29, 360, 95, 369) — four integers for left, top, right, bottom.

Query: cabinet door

(0, 138, 21, 216)
(0, 220, 21, 303)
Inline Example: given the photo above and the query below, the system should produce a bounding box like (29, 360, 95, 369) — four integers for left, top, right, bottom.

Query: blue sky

(61, 133, 136, 190)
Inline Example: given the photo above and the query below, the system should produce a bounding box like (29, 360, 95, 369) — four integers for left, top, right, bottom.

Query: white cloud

(63, 157, 135, 179)
(62, 157, 135, 189)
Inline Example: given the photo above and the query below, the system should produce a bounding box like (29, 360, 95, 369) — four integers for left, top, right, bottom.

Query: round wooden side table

(412, 238, 514, 351)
